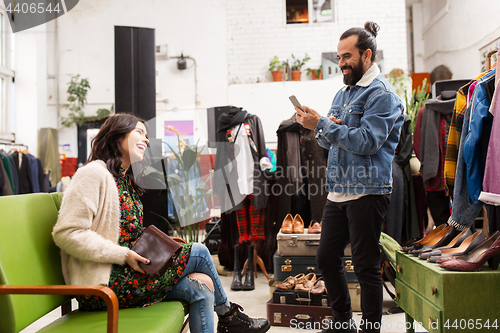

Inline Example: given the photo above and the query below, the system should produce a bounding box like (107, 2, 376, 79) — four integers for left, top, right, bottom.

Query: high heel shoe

(402, 224, 446, 252)
(431, 231, 485, 263)
(281, 214, 293, 234)
(410, 226, 457, 256)
(419, 228, 472, 260)
(439, 231, 500, 271)
(292, 214, 304, 233)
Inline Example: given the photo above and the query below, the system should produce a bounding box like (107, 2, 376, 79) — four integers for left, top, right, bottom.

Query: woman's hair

(87, 113, 147, 195)
(340, 21, 380, 62)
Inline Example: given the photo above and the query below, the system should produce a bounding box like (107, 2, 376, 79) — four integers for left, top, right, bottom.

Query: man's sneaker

(217, 302, 270, 333)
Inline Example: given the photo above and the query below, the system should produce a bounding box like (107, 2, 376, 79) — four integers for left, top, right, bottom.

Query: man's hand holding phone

(290, 95, 341, 130)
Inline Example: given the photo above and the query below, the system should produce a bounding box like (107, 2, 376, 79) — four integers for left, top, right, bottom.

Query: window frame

(0, 2, 14, 133)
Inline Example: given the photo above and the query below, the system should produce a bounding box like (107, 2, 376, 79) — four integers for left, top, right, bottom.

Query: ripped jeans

(163, 242, 229, 333)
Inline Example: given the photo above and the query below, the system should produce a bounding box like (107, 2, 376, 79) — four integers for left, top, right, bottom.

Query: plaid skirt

(235, 194, 266, 242)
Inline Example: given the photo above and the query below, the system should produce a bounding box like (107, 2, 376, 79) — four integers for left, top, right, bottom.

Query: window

(286, 0, 336, 25)
(0, 3, 14, 133)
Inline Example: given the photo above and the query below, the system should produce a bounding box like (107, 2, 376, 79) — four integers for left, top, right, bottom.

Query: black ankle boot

(231, 244, 243, 291)
(217, 302, 270, 333)
(242, 245, 255, 290)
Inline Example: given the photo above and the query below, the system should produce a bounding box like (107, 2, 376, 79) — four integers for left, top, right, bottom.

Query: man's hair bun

(364, 21, 380, 38)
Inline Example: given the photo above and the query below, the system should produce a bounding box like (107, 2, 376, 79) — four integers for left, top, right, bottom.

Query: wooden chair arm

(0, 285, 119, 333)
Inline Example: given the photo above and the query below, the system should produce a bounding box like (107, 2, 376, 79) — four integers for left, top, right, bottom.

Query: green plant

(291, 54, 310, 71)
(306, 65, 323, 78)
(405, 78, 430, 134)
(61, 75, 113, 127)
(160, 131, 213, 243)
(269, 56, 284, 72)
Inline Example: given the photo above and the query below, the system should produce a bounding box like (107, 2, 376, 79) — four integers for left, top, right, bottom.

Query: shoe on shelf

(217, 302, 270, 333)
(275, 273, 305, 291)
(281, 214, 293, 234)
(431, 230, 485, 263)
(308, 220, 322, 234)
(294, 272, 317, 291)
(439, 231, 500, 271)
(402, 224, 447, 252)
(410, 225, 457, 256)
(293, 214, 305, 233)
(419, 228, 472, 260)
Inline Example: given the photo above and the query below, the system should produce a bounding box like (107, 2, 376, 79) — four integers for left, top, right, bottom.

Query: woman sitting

(52, 113, 270, 333)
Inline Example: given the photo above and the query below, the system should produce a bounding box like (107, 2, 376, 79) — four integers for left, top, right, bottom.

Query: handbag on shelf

(131, 225, 183, 275)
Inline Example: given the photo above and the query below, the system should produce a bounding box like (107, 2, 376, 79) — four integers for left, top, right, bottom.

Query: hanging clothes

(26, 153, 40, 193)
(275, 114, 328, 227)
(38, 128, 62, 187)
(479, 75, 500, 205)
(0, 151, 17, 194)
(448, 67, 496, 231)
(10, 151, 33, 194)
(0, 153, 14, 195)
(213, 110, 271, 213)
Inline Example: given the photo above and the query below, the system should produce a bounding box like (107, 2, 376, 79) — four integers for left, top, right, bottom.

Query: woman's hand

(126, 250, 150, 274)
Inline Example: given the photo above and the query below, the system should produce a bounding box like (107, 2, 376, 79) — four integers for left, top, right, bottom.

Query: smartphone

(289, 95, 307, 112)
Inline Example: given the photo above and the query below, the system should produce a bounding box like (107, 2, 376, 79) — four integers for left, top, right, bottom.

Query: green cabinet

(395, 250, 500, 333)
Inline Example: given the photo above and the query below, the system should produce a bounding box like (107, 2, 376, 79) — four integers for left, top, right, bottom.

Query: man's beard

(341, 57, 365, 86)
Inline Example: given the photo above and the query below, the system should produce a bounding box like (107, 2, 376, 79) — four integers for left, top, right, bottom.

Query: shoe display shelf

(395, 250, 500, 333)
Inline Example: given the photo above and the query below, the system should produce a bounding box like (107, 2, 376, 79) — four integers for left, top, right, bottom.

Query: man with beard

(296, 22, 403, 333)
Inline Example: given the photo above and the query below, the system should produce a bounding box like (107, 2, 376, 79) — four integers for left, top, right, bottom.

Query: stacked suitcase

(267, 230, 360, 327)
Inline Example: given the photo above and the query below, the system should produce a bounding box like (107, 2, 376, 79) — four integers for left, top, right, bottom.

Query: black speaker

(115, 26, 156, 137)
(207, 105, 242, 148)
(433, 79, 470, 99)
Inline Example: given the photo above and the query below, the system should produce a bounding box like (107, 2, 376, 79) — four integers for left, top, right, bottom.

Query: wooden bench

(0, 193, 188, 333)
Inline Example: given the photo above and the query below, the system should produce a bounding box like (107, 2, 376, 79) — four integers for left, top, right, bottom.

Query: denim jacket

(315, 64, 404, 195)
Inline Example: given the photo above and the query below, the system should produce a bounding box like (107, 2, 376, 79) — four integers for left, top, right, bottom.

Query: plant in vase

(153, 128, 213, 243)
(269, 56, 285, 82)
(306, 65, 323, 80)
(290, 54, 310, 81)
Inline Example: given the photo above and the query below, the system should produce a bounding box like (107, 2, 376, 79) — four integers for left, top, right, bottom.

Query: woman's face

(120, 121, 149, 168)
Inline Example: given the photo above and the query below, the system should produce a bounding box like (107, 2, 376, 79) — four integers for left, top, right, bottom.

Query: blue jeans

(449, 103, 483, 231)
(163, 243, 229, 333)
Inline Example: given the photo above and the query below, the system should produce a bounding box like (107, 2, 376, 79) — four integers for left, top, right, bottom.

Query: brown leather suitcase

(266, 299, 334, 329)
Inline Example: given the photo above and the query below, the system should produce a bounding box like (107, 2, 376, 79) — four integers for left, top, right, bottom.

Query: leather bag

(131, 225, 182, 275)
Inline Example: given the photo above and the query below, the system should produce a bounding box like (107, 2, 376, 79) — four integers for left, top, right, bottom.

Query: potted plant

(160, 130, 213, 243)
(60, 75, 113, 128)
(290, 54, 310, 81)
(306, 65, 323, 80)
(269, 56, 284, 82)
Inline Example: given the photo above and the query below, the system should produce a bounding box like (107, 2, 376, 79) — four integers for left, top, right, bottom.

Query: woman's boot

(217, 302, 270, 333)
(242, 245, 255, 290)
(231, 244, 243, 291)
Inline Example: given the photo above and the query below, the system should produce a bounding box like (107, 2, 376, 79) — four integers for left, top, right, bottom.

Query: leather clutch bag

(131, 225, 182, 275)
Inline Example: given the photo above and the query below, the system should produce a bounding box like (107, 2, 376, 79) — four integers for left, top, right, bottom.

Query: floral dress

(78, 172, 192, 311)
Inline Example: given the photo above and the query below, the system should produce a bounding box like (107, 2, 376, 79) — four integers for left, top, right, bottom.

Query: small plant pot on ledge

(291, 71, 302, 81)
(271, 70, 283, 82)
(312, 70, 323, 80)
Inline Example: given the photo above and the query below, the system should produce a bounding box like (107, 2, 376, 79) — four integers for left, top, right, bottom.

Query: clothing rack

(0, 140, 29, 150)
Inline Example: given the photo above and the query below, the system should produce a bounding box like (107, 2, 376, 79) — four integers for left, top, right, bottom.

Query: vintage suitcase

(273, 252, 358, 282)
(266, 299, 334, 328)
(276, 230, 352, 257)
(273, 289, 329, 307)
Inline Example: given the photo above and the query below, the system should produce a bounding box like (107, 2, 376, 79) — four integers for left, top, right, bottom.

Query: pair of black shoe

(217, 302, 270, 333)
(231, 244, 255, 291)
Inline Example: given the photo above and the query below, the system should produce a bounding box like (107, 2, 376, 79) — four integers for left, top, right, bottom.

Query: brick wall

(226, 0, 408, 84)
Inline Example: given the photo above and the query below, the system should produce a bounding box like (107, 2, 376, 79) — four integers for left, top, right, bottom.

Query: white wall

(227, 0, 408, 84)
(29, 0, 408, 158)
(420, 0, 500, 80)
